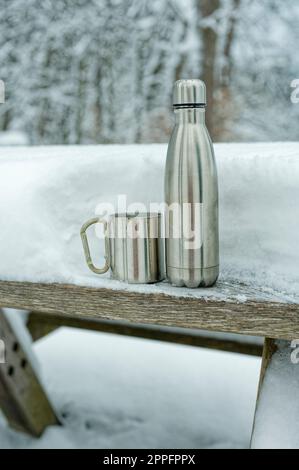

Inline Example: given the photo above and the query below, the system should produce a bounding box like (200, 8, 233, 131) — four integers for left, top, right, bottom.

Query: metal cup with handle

(80, 212, 165, 284)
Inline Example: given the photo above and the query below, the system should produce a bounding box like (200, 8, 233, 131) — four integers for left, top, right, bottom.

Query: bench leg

(0, 309, 60, 437)
(251, 337, 299, 448)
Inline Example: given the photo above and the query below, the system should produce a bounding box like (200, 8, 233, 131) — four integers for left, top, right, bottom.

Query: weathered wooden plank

(0, 281, 298, 340)
(27, 312, 263, 356)
(0, 309, 60, 436)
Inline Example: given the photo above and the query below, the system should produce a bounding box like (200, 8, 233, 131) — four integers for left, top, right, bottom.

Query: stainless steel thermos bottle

(164, 79, 219, 287)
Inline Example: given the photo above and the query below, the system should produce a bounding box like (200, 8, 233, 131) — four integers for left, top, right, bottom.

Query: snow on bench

(0, 142, 298, 340)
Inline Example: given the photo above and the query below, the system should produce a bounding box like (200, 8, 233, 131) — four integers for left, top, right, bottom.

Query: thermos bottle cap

(173, 79, 206, 107)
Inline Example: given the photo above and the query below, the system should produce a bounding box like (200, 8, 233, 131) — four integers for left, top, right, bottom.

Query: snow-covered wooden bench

(0, 309, 59, 436)
(0, 143, 298, 446)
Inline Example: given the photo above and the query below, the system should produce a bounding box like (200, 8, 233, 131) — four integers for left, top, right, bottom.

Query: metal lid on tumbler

(173, 79, 206, 107)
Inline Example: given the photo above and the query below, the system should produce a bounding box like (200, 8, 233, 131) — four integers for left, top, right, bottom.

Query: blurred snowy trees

(0, 0, 298, 144)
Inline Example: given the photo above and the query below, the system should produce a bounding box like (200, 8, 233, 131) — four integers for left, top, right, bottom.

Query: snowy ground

(0, 327, 260, 449)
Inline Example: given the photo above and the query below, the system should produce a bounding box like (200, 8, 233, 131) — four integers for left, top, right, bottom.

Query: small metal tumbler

(80, 212, 165, 284)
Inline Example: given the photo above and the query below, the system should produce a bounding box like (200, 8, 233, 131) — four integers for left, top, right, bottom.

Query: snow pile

(0, 327, 260, 449)
(0, 143, 298, 301)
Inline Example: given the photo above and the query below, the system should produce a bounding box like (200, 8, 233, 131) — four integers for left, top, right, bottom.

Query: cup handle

(80, 217, 110, 274)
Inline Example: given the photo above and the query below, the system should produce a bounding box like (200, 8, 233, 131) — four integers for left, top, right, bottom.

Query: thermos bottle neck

(174, 108, 205, 124)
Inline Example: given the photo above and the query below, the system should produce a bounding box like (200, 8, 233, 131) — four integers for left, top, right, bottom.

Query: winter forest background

(0, 0, 299, 145)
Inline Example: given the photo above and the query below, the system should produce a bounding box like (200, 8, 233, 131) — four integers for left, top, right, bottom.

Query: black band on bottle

(173, 103, 206, 109)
